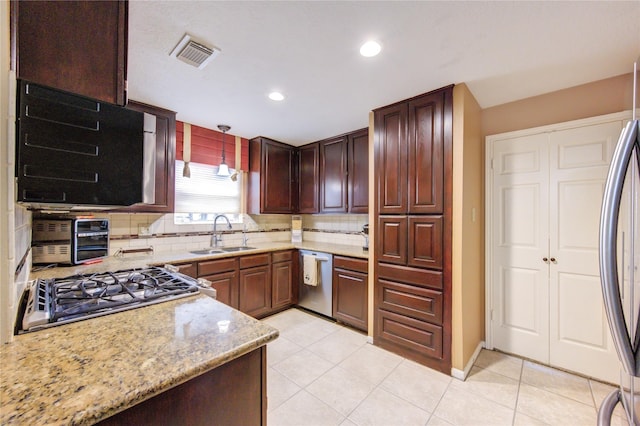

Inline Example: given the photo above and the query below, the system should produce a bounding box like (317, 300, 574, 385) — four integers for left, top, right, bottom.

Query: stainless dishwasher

(298, 250, 333, 317)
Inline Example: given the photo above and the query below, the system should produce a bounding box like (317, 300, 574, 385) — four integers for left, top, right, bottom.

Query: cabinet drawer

(376, 309, 443, 360)
(334, 256, 368, 273)
(377, 262, 442, 290)
(240, 253, 270, 269)
(198, 257, 238, 276)
(175, 262, 197, 278)
(272, 250, 293, 263)
(377, 278, 442, 325)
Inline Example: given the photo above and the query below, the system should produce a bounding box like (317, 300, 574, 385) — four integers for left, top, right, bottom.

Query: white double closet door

(487, 114, 627, 383)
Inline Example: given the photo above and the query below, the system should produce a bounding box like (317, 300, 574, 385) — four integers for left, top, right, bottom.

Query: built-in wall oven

(32, 218, 109, 265)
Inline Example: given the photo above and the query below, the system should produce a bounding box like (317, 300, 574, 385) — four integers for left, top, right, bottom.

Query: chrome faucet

(212, 214, 232, 247)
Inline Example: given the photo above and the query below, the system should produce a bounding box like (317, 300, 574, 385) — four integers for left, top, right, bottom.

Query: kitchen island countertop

(0, 295, 278, 425)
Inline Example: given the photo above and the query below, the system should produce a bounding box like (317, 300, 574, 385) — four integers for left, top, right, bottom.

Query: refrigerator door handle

(600, 119, 640, 376)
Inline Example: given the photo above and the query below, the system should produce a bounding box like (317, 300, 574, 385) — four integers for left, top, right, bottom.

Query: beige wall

(482, 73, 634, 137)
(451, 84, 485, 372)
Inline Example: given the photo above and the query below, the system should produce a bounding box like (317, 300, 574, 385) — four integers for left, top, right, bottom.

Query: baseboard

(451, 341, 485, 381)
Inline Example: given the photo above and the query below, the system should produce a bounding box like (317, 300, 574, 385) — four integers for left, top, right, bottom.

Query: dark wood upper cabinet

(298, 143, 320, 214)
(116, 101, 176, 213)
(348, 129, 369, 213)
(12, 0, 128, 105)
(375, 103, 408, 215)
(320, 136, 349, 213)
(248, 137, 297, 214)
(408, 93, 445, 214)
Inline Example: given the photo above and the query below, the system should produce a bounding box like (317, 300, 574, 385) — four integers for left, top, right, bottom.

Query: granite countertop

(31, 241, 369, 280)
(0, 295, 278, 425)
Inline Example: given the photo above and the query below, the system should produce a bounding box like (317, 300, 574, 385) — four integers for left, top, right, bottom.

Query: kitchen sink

(220, 246, 256, 252)
(189, 248, 224, 255)
(189, 246, 256, 255)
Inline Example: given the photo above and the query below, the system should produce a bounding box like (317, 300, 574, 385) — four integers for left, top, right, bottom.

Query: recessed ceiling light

(360, 40, 381, 57)
(268, 92, 285, 101)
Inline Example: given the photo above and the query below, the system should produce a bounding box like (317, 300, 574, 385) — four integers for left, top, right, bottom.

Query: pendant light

(217, 124, 231, 177)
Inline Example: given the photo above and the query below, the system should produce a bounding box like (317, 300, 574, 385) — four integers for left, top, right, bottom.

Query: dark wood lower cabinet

(196, 257, 240, 309)
(272, 251, 297, 311)
(332, 256, 368, 332)
(175, 250, 298, 318)
(374, 261, 448, 373)
(97, 346, 267, 426)
(239, 266, 271, 318)
(202, 270, 239, 309)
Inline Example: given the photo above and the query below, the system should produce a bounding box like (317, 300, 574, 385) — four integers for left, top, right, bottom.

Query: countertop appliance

(298, 249, 333, 317)
(19, 266, 201, 333)
(598, 59, 640, 425)
(32, 218, 110, 265)
(15, 79, 156, 210)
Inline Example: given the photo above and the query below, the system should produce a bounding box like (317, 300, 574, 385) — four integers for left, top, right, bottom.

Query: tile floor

(263, 308, 628, 426)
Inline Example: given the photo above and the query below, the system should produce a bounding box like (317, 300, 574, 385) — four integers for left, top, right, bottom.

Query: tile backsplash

(91, 212, 369, 256)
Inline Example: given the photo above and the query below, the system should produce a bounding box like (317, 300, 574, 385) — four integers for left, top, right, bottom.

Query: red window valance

(176, 121, 249, 171)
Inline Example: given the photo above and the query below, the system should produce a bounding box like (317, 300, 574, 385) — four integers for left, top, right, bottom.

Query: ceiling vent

(170, 34, 220, 69)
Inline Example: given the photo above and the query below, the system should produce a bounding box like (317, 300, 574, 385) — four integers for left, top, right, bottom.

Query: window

(174, 160, 242, 224)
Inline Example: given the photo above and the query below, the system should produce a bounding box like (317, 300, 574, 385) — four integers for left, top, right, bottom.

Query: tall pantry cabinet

(373, 86, 453, 374)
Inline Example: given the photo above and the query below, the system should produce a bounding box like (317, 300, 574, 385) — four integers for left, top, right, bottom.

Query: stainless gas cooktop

(20, 266, 200, 333)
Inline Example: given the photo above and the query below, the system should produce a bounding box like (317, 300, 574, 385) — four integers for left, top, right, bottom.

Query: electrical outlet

(138, 225, 152, 236)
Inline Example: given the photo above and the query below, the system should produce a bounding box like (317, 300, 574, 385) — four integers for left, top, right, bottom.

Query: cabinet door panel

(333, 268, 368, 332)
(201, 271, 239, 309)
(239, 266, 271, 318)
(408, 93, 444, 213)
(375, 104, 407, 214)
(377, 216, 407, 265)
(251, 138, 296, 214)
(14, 0, 127, 105)
(272, 261, 294, 310)
(320, 137, 348, 213)
(408, 216, 443, 270)
(298, 143, 319, 213)
(348, 129, 369, 213)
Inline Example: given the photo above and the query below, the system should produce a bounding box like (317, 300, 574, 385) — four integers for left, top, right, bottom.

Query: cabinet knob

(550, 257, 556, 262)
(543, 257, 548, 262)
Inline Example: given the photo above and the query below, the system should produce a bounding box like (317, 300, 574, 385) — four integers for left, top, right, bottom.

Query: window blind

(174, 160, 240, 214)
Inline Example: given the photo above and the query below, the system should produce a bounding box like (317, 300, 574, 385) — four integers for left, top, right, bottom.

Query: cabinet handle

(550, 257, 556, 262)
(543, 257, 548, 262)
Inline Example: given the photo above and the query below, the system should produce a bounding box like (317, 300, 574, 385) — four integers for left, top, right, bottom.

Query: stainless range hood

(15, 80, 155, 210)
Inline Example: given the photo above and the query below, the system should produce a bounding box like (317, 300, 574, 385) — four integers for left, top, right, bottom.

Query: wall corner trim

(451, 340, 485, 381)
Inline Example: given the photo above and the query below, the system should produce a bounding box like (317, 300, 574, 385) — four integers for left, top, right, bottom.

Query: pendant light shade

(217, 124, 231, 177)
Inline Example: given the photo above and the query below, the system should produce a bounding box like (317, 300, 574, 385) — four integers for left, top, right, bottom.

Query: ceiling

(127, 1, 640, 146)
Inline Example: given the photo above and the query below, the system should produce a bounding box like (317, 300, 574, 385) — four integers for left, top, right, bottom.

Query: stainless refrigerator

(599, 59, 640, 425)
